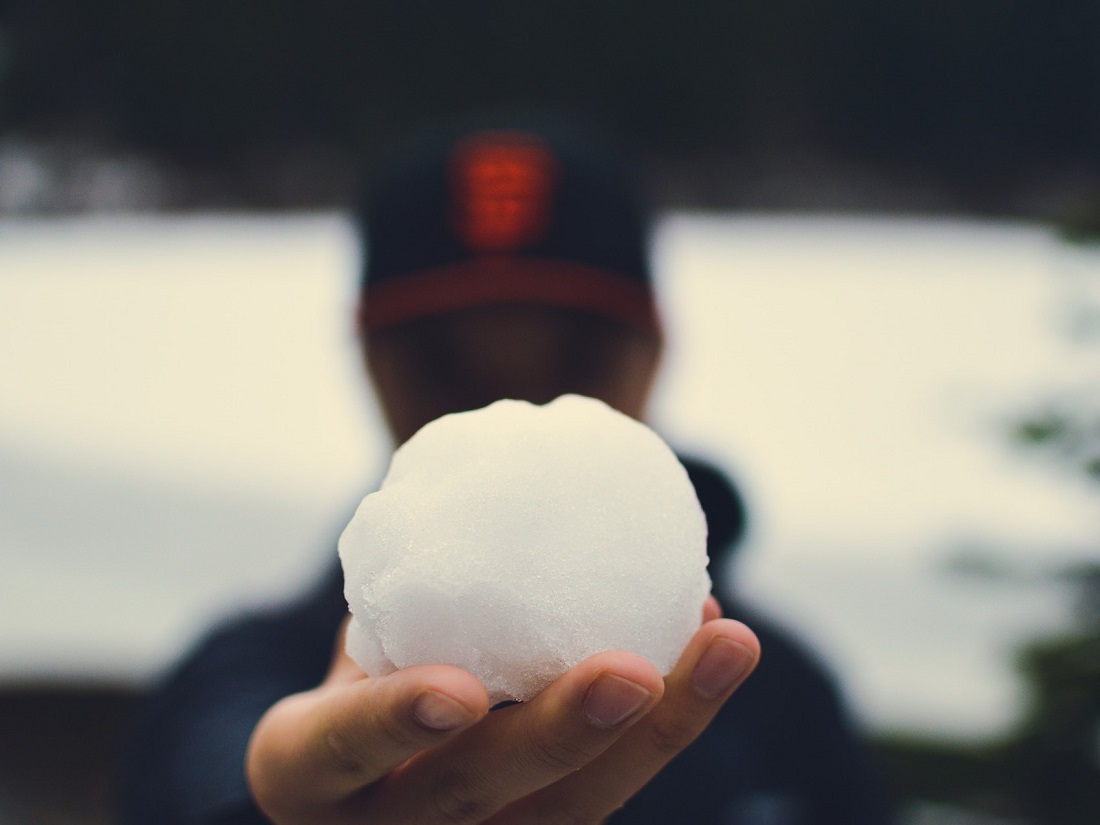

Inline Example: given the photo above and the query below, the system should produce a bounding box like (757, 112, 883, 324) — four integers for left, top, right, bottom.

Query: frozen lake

(1, 212, 1096, 740)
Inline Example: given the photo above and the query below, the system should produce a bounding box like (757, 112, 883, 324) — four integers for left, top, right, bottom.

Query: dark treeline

(1, 1, 1097, 214)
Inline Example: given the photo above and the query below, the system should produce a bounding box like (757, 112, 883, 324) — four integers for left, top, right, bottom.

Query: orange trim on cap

(360, 257, 660, 337)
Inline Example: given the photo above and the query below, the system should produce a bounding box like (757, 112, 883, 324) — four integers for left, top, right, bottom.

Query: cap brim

(360, 256, 660, 337)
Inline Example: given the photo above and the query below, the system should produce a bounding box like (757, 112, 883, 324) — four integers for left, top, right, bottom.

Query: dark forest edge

(1, 2, 1098, 219)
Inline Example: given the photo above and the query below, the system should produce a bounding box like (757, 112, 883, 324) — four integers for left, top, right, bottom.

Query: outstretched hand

(247, 597, 759, 824)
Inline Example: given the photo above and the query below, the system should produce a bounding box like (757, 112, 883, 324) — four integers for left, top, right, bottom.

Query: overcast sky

(1, 213, 1096, 737)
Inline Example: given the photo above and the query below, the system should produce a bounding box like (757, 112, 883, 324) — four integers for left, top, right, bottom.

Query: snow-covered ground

(1, 213, 1096, 741)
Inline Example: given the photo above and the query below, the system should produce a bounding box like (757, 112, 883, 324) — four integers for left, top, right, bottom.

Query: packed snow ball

(338, 394, 711, 702)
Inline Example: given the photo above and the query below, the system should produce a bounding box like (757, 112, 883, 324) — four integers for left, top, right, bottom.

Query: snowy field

(1, 213, 1097, 741)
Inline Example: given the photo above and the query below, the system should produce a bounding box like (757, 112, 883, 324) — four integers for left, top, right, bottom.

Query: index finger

(360, 651, 664, 823)
(247, 664, 490, 818)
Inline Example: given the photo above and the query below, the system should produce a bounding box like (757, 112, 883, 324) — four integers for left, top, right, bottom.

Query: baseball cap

(357, 121, 660, 337)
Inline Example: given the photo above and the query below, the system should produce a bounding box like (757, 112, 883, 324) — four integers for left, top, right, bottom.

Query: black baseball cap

(356, 120, 660, 337)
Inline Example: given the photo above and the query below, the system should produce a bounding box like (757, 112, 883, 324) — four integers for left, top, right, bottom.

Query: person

(121, 119, 893, 824)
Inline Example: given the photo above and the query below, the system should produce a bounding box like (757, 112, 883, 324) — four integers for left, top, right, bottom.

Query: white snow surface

(338, 395, 711, 702)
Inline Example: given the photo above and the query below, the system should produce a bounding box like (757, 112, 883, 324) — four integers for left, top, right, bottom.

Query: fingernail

(692, 638, 755, 700)
(413, 690, 476, 731)
(583, 674, 655, 728)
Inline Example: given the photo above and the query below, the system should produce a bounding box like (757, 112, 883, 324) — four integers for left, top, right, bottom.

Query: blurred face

(365, 305, 661, 445)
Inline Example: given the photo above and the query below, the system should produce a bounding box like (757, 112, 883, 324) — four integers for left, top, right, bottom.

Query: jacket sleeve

(119, 567, 347, 825)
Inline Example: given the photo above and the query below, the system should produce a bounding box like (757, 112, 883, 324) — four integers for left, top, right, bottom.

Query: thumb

(325, 615, 370, 686)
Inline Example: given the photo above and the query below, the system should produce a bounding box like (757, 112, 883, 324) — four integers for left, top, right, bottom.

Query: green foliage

(1057, 196, 1100, 246)
(871, 735, 1019, 817)
(1013, 405, 1100, 486)
(1005, 360, 1100, 822)
(1015, 413, 1070, 446)
(1005, 613, 1100, 824)
(876, 562, 1100, 823)
(914, 246, 1100, 821)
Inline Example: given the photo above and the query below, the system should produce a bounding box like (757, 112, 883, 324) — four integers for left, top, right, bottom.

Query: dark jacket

(120, 457, 892, 825)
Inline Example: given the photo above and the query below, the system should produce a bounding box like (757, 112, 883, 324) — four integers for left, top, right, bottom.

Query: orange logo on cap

(450, 132, 558, 254)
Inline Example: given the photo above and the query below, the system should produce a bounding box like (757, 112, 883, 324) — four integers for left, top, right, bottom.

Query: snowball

(338, 394, 710, 702)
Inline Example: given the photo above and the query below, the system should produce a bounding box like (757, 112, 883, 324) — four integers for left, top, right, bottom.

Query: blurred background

(2, 2, 1099, 823)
